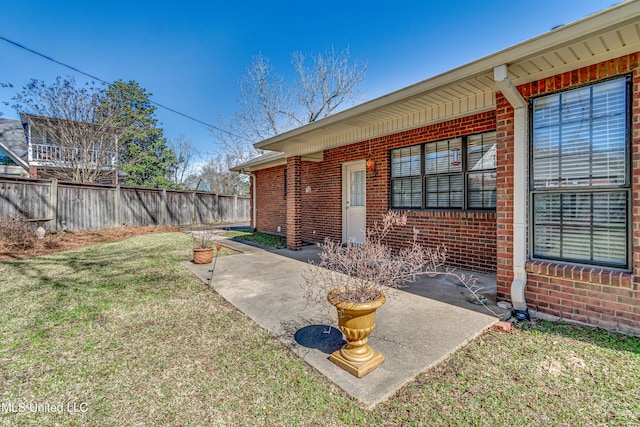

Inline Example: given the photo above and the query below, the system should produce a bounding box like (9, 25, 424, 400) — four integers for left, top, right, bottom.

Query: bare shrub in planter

(192, 230, 218, 264)
(302, 211, 480, 305)
(302, 211, 487, 377)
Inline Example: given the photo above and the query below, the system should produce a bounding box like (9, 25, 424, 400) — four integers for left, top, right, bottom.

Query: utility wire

(0, 35, 249, 141)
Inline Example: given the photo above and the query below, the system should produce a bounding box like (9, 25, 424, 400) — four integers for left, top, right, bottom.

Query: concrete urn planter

(327, 287, 386, 377)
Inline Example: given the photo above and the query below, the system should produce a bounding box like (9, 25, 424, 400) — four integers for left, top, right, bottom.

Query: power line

(0, 35, 248, 141)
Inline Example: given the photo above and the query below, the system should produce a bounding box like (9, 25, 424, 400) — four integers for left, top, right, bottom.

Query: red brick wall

(254, 111, 498, 272)
(299, 156, 343, 243)
(386, 211, 496, 273)
(254, 165, 287, 234)
(526, 262, 638, 334)
(497, 53, 640, 334)
(357, 112, 497, 272)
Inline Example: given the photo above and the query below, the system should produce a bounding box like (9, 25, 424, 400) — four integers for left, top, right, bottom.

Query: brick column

(495, 93, 515, 301)
(286, 156, 302, 250)
(250, 174, 256, 231)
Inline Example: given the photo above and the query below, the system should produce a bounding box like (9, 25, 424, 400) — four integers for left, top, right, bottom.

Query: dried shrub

(0, 215, 37, 250)
(303, 211, 484, 306)
(42, 235, 61, 250)
(192, 230, 215, 249)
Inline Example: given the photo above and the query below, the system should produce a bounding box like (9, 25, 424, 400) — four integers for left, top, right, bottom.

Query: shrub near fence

(0, 177, 250, 231)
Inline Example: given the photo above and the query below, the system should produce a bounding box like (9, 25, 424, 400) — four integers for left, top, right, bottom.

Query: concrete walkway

(182, 235, 504, 408)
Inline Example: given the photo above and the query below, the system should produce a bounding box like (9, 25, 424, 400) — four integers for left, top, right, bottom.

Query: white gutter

(494, 64, 529, 320)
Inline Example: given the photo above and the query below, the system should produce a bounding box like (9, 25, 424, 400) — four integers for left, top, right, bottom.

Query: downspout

(493, 64, 530, 320)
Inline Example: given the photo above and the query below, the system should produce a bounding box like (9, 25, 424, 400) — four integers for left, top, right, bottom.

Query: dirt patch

(0, 225, 180, 262)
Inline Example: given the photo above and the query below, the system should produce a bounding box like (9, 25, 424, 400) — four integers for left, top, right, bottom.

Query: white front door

(342, 160, 366, 244)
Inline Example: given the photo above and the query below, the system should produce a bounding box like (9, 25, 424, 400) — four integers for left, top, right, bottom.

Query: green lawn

(224, 230, 287, 248)
(1, 232, 638, 426)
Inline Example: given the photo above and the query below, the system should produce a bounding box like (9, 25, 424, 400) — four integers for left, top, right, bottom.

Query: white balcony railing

(29, 143, 116, 169)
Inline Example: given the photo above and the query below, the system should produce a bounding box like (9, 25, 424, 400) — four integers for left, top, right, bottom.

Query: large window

(531, 77, 630, 269)
(390, 132, 496, 209)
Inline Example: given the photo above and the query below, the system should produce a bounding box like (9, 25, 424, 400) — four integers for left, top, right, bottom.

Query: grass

(1, 232, 639, 426)
(224, 230, 287, 249)
(375, 320, 640, 426)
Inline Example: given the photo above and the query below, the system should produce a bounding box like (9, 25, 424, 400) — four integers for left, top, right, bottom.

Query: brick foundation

(525, 261, 639, 335)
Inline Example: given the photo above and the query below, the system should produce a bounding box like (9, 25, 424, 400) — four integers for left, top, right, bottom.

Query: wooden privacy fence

(0, 177, 250, 231)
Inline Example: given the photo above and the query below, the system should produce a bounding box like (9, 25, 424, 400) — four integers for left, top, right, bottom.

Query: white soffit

(256, 0, 640, 158)
(508, 19, 640, 84)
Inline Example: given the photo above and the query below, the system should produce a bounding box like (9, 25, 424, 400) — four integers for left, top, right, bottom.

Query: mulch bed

(0, 225, 180, 262)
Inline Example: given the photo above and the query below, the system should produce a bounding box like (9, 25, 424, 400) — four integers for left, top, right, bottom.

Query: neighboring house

(0, 118, 30, 177)
(231, 1, 640, 335)
(0, 114, 118, 183)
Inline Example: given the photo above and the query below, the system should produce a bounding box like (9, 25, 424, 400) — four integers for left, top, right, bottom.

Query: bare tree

(291, 46, 367, 124)
(11, 77, 123, 184)
(237, 54, 294, 141)
(214, 47, 367, 165)
(186, 154, 249, 196)
(213, 54, 287, 168)
(168, 134, 199, 187)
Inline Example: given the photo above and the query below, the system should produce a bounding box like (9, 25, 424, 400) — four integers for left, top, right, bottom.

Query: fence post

(114, 184, 120, 226)
(49, 179, 58, 232)
(191, 191, 197, 225)
(215, 193, 219, 222)
(234, 195, 238, 222)
(161, 189, 167, 225)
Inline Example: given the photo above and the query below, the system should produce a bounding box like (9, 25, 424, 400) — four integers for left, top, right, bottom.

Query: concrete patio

(182, 232, 508, 408)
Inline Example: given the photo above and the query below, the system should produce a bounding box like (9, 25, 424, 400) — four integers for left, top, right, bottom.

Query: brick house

(0, 118, 30, 178)
(231, 2, 640, 335)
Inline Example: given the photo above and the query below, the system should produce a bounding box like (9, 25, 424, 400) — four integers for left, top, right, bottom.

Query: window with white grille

(530, 77, 630, 268)
(390, 132, 496, 210)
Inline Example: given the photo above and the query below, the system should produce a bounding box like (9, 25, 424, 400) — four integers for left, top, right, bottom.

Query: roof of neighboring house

(232, 0, 640, 172)
(0, 118, 28, 168)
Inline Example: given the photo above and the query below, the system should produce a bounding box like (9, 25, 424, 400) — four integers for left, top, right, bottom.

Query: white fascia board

(229, 152, 286, 173)
(229, 151, 324, 173)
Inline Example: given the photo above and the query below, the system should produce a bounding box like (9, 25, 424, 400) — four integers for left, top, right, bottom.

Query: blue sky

(0, 0, 619, 159)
